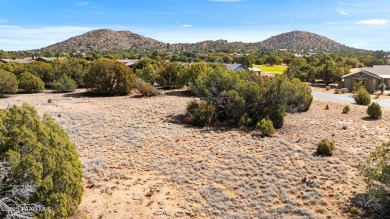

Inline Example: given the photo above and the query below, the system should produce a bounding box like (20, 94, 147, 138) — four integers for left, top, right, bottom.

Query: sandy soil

(0, 89, 389, 219)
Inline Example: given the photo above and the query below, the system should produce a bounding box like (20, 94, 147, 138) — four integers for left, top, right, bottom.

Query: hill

(42, 29, 166, 52)
(39, 29, 360, 53)
(261, 30, 352, 52)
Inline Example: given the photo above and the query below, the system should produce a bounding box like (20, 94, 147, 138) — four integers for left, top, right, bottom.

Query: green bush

(317, 138, 335, 156)
(256, 118, 275, 136)
(353, 87, 371, 105)
(342, 105, 350, 114)
(0, 69, 18, 95)
(52, 74, 78, 92)
(136, 79, 160, 97)
(238, 113, 253, 126)
(216, 90, 245, 125)
(135, 63, 157, 84)
(353, 80, 364, 93)
(267, 107, 286, 129)
(325, 104, 329, 110)
(285, 78, 313, 112)
(156, 62, 186, 89)
(378, 83, 387, 94)
(186, 101, 215, 127)
(84, 58, 136, 96)
(0, 104, 83, 218)
(367, 102, 382, 119)
(18, 72, 45, 93)
(359, 142, 389, 216)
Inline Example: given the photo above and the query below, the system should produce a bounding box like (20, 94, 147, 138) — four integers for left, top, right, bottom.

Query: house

(0, 57, 34, 64)
(248, 67, 262, 73)
(117, 59, 140, 68)
(341, 65, 390, 93)
(224, 64, 247, 71)
(34, 57, 65, 62)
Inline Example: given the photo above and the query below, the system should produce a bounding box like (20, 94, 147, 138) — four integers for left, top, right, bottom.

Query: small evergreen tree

(0, 69, 18, 96)
(0, 104, 83, 218)
(353, 87, 371, 105)
(18, 72, 45, 93)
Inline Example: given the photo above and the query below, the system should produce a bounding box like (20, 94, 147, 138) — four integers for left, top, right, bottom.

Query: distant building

(224, 64, 247, 71)
(248, 67, 262, 73)
(0, 58, 34, 64)
(341, 65, 390, 93)
(117, 59, 140, 68)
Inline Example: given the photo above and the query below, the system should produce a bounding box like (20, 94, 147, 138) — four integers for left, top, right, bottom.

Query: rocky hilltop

(42, 29, 166, 52)
(261, 31, 350, 52)
(40, 29, 359, 53)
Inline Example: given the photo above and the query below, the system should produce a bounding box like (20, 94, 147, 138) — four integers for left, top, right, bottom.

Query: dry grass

(1, 89, 388, 219)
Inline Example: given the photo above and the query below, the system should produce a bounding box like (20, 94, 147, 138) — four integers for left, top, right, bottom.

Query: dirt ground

(0, 89, 389, 219)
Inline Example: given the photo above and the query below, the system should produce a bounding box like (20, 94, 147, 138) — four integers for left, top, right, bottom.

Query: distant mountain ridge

(42, 29, 166, 52)
(39, 29, 361, 53)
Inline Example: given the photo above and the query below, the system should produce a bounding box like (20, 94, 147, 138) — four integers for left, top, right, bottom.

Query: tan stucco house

(341, 65, 390, 93)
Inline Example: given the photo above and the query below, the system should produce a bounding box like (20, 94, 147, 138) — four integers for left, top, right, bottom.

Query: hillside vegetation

(38, 29, 360, 53)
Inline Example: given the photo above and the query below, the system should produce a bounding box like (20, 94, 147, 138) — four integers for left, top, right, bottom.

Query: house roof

(342, 69, 383, 80)
(370, 65, 390, 75)
(224, 64, 245, 71)
(117, 59, 140, 66)
(35, 57, 65, 62)
(0, 58, 34, 64)
(248, 67, 262, 72)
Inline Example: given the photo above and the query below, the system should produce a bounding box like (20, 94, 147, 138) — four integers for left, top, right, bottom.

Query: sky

(0, 0, 389, 51)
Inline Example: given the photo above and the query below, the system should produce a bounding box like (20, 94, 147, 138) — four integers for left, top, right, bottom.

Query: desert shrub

(325, 86, 331, 91)
(48, 98, 52, 103)
(353, 87, 371, 105)
(334, 88, 340, 94)
(284, 78, 313, 112)
(267, 107, 286, 129)
(317, 138, 335, 156)
(186, 101, 215, 127)
(18, 72, 45, 93)
(52, 74, 77, 92)
(359, 142, 389, 217)
(367, 102, 382, 119)
(340, 88, 348, 94)
(342, 105, 350, 114)
(136, 79, 160, 97)
(215, 90, 245, 125)
(378, 83, 386, 94)
(0, 162, 43, 219)
(189, 70, 312, 129)
(238, 113, 253, 126)
(0, 69, 18, 95)
(0, 103, 83, 218)
(325, 104, 329, 110)
(256, 118, 275, 136)
(135, 63, 157, 84)
(156, 62, 186, 89)
(353, 80, 365, 93)
(84, 58, 136, 96)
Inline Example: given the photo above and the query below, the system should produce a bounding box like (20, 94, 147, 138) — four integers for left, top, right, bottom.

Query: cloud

(182, 24, 192, 28)
(0, 25, 95, 51)
(76, 2, 90, 7)
(208, 0, 244, 2)
(337, 9, 349, 16)
(356, 19, 390, 25)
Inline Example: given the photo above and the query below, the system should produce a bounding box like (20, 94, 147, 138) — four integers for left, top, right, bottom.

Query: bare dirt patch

(1, 89, 388, 219)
